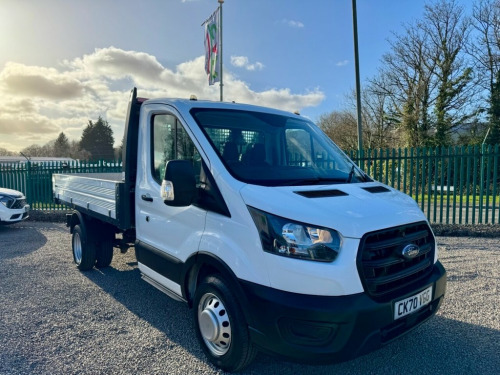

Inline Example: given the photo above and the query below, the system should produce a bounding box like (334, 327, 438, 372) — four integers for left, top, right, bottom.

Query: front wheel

(193, 275, 257, 372)
(72, 224, 96, 271)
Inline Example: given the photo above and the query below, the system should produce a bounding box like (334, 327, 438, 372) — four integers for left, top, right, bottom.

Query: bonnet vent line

(295, 190, 348, 198)
(362, 186, 390, 194)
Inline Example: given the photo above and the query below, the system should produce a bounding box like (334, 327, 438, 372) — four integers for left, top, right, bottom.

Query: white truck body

(53, 88, 446, 372)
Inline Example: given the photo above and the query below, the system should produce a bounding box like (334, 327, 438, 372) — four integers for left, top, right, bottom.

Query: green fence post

(493, 144, 499, 224)
(479, 144, 485, 224)
(26, 161, 32, 206)
(427, 147, 433, 223)
(485, 145, 491, 224)
(472, 145, 479, 224)
(445, 146, 452, 224)
(404, 148, 408, 195)
(421, 147, 427, 216)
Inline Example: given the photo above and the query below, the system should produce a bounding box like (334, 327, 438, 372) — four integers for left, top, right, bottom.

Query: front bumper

(0, 205, 30, 224)
(241, 261, 446, 363)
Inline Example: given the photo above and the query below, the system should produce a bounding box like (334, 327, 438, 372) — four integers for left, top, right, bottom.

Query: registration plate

(394, 286, 433, 320)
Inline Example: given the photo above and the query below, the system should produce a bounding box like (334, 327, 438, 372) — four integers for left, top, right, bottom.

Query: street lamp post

(352, 0, 363, 157)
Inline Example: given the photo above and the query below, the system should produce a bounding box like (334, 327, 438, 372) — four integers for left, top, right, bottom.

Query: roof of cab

(142, 97, 303, 118)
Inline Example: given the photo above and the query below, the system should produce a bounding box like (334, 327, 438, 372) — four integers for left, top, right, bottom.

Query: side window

(152, 114, 201, 183)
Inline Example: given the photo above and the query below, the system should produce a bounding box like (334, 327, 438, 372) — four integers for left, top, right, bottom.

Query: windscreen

(191, 108, 366, 187)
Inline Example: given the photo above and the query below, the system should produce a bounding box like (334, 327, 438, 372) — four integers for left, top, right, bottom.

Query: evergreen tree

(80, 116, 115, 161)
(54, 132, 70, 157)
(487, 70, 500, 144)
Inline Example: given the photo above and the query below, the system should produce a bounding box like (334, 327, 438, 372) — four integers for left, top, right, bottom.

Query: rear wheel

(193, 275, 257, 372)
(72, 224, 96, 271)
(95, 233, 114, 268)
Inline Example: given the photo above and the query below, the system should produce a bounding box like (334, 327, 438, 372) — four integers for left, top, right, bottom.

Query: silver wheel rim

(198, 292, 231, 356)
(73, 232, 82, 264)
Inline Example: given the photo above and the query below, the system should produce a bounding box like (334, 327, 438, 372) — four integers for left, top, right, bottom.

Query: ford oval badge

(402, 244, 420, 259)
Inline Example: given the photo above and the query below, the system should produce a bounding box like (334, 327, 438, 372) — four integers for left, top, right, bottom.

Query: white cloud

(0, 62, 84, 99)
(0, 47, 324, 152)
(230, 56, 264, 71)
(336, 60, 349, 67)
(282, 19, 304, 28)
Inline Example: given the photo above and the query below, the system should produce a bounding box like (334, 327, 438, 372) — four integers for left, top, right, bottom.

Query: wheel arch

(68, 210, 86, 234)
(182, 252, 255, 327)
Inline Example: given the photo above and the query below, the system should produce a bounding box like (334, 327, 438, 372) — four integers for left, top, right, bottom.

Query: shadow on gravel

(81, 262, 207, 359)
(0, 222, 49, 260)
(81, 258, 500, 375)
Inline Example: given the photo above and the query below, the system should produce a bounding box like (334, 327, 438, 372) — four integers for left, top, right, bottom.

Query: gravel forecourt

(0, 221, 498, 375)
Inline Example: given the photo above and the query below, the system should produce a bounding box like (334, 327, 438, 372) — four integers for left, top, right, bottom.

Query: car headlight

(248, 206, 342, 262)
(0, 195, 15, 208)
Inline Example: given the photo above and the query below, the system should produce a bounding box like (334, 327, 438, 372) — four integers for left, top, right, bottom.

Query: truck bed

(53, 173, 125, 226)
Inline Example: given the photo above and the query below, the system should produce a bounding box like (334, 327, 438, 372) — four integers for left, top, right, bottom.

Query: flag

(204, 8, 220, 85)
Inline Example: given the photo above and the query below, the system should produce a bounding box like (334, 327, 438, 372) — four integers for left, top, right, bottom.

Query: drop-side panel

(53, 173, 123, 221)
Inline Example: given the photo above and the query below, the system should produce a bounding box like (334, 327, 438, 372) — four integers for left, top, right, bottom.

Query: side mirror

(161, 160, 196, 207)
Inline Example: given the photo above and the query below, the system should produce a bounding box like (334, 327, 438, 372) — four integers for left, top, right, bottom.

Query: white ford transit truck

(53, 88, 446, 372)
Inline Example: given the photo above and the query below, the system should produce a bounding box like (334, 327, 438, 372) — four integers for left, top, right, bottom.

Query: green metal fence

(349, 144, 500, 225)
(0, 160, 121, 211)
(1, 146, 499, 225)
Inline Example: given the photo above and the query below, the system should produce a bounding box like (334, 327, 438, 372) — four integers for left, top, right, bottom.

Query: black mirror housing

(162, 160, 196, 207)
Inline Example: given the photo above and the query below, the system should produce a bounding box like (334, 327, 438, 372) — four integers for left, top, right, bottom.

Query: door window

(152, 114, 201, 183)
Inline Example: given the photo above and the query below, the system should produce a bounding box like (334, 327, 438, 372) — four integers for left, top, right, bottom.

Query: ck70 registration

(394, 286, 433, 320)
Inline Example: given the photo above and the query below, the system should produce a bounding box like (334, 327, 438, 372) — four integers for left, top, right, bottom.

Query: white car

(0, 188, 30, 225)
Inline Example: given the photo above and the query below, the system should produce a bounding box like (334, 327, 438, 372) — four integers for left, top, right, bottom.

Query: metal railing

(1, 145, 499, 225)
(349, 145, 500, 225)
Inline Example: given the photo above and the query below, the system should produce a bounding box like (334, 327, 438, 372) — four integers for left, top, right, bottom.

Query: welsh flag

(204, 8, 220, 85)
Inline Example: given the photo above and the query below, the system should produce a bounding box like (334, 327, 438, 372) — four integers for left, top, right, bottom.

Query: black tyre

(72, 224, 96, 271)
(193, 275, 257, 372)
(95, 234, 114, 268)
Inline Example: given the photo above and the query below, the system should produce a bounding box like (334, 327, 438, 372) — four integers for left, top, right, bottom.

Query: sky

(0, 0, 473, 153)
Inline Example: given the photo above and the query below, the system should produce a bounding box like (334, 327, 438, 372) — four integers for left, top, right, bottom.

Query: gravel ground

(0, 221, 498, 375)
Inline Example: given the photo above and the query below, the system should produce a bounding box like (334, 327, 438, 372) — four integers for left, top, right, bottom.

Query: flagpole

(218, 0, 224, 102)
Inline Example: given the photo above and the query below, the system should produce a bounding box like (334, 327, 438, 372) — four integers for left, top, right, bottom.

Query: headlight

(248, 206, 342, 262)
(0, 195, 15, 208)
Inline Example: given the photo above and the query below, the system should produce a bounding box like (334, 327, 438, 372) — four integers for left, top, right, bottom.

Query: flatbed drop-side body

(53, 88, 446, 372)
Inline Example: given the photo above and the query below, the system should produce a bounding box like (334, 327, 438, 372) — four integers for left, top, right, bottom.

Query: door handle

(141, 194, 153, 202)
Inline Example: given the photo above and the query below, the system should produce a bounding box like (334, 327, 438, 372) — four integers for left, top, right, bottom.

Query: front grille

(357, 222, 435, 301)
(11, 198, 27, 209)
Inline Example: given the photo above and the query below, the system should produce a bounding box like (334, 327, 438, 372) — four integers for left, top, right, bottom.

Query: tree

(374, 21, 436, 147)
(487, 69, 500, 144)
(54, 132, 70, 157)
(80, 116, 115, 161)
(115, 134, 125, 160)
(318, 85, 398, 151)
(68, 140, 90, 160)
(0, 148, 15, 156)
(424, 0, 476, 146)
(469, 0, 500, 144)
(370, 0, 477, 147)
(20, 141, 55, 157)
(318, 110, 359, 151)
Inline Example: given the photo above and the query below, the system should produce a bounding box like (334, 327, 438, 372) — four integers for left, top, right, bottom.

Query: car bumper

(240, 261, 446, 363)
(0, 205, 30, 224)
